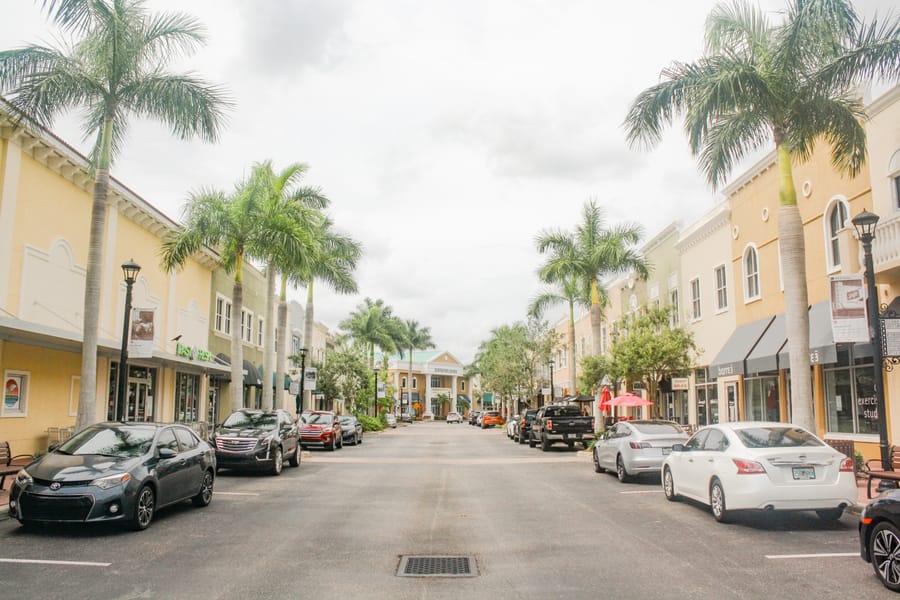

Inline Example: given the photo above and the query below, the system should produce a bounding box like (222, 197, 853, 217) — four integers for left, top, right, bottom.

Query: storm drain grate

(397, 555, 477, 577)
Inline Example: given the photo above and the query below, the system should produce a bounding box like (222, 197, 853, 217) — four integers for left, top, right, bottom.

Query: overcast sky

(0, 0, 894, 364)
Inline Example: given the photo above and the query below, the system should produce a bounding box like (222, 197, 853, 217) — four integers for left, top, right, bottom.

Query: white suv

(446, 412, 463, 424)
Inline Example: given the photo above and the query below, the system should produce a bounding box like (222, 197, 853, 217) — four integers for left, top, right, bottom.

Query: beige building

(384, 350, 471, 419)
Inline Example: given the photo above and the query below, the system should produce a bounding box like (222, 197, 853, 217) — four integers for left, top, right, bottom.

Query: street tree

(400, 320, 435, 416)
(0, 0, 229, 428)
(340, 298, 403, 368)
(624, 0, 900, 431)
(314, 342, 368, 413)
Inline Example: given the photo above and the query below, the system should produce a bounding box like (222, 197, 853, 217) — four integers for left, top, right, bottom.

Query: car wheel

(541, 435, 550, 452)
(593, 448, 606, 474)
(328, 436, 336, 451)
(815, 508, 844, 522)
(616, 455, 630, 483)
(870, 521, 900, 592)
(528, 433, 536, 448)
(131, 485, 155, 531)
(663, 467, 679, 501)
(288, 443, 301, 467)
(271, 447, 284, 476)
(566, 442, 575, 451)
(710, 479, 729, 523)
(192, 470, 214, 507)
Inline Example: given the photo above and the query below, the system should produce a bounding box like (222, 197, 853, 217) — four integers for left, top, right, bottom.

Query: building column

(451, 375, 458, 413)
(424, 370, 433, 419)
(393, 371, 400, 413)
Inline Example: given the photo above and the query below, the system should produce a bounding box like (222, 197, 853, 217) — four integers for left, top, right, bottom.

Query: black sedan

(860, 488, 900, 591)
(338, 415, 364, 445)
(9, 422, 215, 531)
(210, 409, 301, 475)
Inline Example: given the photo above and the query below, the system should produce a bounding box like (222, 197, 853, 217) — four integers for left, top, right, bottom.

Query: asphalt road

(0, 421, 892, 599)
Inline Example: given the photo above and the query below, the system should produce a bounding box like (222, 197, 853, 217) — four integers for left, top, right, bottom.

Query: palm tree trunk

(567, 300, 576, 394)
(261, 263, 276, 410)
(777, 144, 814, 432)
(303, 280, 315, 412)
(589, 278, 604, 430)
(76, 116, 114, 430)
(276, 273, 289, 413)
(231, 253, 245, 413)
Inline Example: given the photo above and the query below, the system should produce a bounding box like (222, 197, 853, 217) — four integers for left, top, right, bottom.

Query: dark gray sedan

(8, 422, 215, 531)
(338, 415, 364, 445)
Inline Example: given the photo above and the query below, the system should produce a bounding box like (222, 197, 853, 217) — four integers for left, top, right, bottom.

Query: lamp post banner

(128, 307, 155, 358)
(303, 367, 317, 391)
(829, 275, 868, 343)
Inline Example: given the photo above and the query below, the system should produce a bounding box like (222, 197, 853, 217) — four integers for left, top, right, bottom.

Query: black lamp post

(116, 259, 141, 421)
(296, 347, 308, 416)
(853, 210, 893, 478)
(548, 358, 555, 405)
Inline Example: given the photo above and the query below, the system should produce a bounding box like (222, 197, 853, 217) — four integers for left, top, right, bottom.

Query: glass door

(127, 380, 152, 422)
(726, 382, 738, 422)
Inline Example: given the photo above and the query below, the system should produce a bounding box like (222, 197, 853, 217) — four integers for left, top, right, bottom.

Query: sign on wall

(829, 275, 868, 343)
(4, 376, 21, 411)
(671, 377, 689, 391)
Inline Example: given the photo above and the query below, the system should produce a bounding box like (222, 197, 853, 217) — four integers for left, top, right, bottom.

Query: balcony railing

(872, 213, 900, 275)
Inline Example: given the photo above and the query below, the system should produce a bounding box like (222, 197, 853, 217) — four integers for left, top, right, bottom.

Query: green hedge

(357, 414, 385, 432)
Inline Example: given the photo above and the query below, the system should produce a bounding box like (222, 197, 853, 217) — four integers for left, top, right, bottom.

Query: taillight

(732, 459, 766, 474)
(520, 419, 525, 427)
(839, 457, 854, 472)
(547, 419, 553, 430)
(629, 442, 650, 449)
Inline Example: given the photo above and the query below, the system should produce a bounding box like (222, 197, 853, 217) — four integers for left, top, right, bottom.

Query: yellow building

(383, 351, 471, 419)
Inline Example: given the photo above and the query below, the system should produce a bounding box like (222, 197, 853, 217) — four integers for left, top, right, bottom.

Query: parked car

(211, 409, 300, 475)
(515, 409, 538, 445)
(662, 422, 857, 523)
(593, 420, 688, 482)
(338, 415, 364, 445)
(469, 411, 482, 426)
(530, 404, 595, 451)
(446, 412, 463, 424)
(9, 422, 215, 531)
(400, 411, 414, 423)
(385, 413, 397, 428)
(860, 488, 900, 592)
(300, 411, 343, 451)
(507, 415, 519, 438)
(481, 411, 504, 428)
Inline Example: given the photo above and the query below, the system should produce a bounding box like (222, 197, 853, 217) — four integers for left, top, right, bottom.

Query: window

(401, 377, 407, 388)
(714, 264, 728, 311)
(215, 296, 232, 334)
(292, 335, 301, 355)
(431, 375, 441, 388)
(669, 290, 679, 327)
(174, 427, 200, 451)
(1, 370, 29, 417)
(743, 245, 760, 301)
(175, 372, 200, 423)
(690, 278, 701, 320)
(825, 197, 849, 270)
(412, 377, 417, 389)
(890, 150, 900, 209)
(461, 380, 466, 391)
(157, 428, 179, 454)
(600, 323, 608, 353)
(257, 316, 264, 347)
(241, 309, 253, 343)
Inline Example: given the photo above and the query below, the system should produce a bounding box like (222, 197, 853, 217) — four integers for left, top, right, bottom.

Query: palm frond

(813, 15, 900, 91)
(698, 108, 770, 187)
(126, 74, 232, 143)
(705, 0, 769, 58)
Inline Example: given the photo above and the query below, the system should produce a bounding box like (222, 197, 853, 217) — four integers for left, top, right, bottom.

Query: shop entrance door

(127, 379, 152, 422)
(726, 382, 738, 422)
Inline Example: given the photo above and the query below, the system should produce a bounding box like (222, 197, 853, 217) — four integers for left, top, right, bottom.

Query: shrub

(357, 414, 384, 432)
(856, 450, 867, 474)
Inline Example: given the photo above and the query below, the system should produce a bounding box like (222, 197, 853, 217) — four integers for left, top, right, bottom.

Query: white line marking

(619, 490, 664, 494)
(765, 553, 858, 560)
(0, 558, 111, 567)
(214, 492, 260, 496)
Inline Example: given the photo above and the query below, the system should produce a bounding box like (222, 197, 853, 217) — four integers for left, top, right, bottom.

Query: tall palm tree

(0, 0, 229, 429)
(401, 319, 435, 416)
(624, 0, 900, 432)
(340, 298, 401, 368)
(538, 200, 649, 360)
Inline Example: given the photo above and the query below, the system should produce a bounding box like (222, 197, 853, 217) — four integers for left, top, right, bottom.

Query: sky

(0, 0, 895, 365)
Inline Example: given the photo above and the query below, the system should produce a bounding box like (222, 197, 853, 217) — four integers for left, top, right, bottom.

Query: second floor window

(690, 278, 701, 320)
(744, 246, 760, 301)
(431, 375, 441, 388)
(241, 309, 253, 343)
(715, 264, 728, 311)
(827, 200, 848, 269)
(257, 316, 264, 347)
(215, 296, 231, 334)
(669, 290, 679, 327)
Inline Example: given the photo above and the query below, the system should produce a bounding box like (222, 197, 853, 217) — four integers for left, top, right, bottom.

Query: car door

(173, 427, 204, 500)
(672, 428, 710, 499)
(278, 412, 298, 454)
(699, 428, 731, 499)
(155, 427, 183, 506)
(598, 424, 620, 468)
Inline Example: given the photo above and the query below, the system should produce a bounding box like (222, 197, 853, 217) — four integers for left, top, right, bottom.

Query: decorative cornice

(641, 222, 681, 254)
(676, 202, 730, 251)
(866, 84, 900, 120)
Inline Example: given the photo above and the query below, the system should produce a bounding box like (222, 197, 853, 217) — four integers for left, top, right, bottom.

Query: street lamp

(548, 358, 555, 405)
(853, 210, 894, 484)
(296, 347, 308, 416)
(116, 259, 141, 421)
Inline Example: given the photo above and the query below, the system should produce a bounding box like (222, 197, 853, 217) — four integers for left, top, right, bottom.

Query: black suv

(515, 409, 538, 444)
(211, 409, 301, 475)
(468, 410, 482, 426)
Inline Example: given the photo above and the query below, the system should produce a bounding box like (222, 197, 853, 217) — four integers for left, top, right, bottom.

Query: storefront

(695, 368, 719, 425)
(823, 345, 877, 436)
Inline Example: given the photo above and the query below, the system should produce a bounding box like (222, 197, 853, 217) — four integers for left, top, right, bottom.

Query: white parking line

(765, 553, 858, 560)
(619, 490, 663, 494)
(214, 492, 260, 496)
(0, 558, 111, 567)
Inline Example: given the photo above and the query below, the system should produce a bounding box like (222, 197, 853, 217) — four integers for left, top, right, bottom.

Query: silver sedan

(593, 420, 689, 482)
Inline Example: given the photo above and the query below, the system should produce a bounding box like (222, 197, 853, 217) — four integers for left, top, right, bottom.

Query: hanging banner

(129, 307, 156, 358)
(830, 275, 868, 343)
(377, 381, 386, 399)
(303, 367, 317, 391)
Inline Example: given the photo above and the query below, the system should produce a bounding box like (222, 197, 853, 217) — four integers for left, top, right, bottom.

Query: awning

(152, 350, 230, 375)
(745, 314, 786, 374)
(213, 354, 263, 386)
(271, 373, 293, 390)
(456, 394, 470, 403)
(709, 316, 774, 378)
(778, 301, 839, 366)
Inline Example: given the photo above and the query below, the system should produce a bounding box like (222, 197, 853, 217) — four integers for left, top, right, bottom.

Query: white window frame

(257, 316, 264, 347)
(689, 277, 702, 321)
(714, 264, 728, 312)
(742, 244, 761, 303)
(1, 370, 29, 417)
(824, 195, 849, 273)
(241, 309, 253, 344)
(215, 294, 232, 335)
(889, 149, 900, 211)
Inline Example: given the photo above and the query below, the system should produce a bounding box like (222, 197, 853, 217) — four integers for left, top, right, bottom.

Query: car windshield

(222, 412, 278, 430)
(631, 422, 684, 434)
(338, 416, 355, 424)
(307, 413, 334, 424)
(58, 425, 156, 458)
(735, 427, 825, 448)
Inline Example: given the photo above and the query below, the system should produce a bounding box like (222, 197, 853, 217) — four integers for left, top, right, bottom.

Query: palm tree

(401, 319, 435, 416)
(340, 298, 402, 369)
(0, 0, 229, 429)
(538, 200, 649, 360)
(623, 0, 900, 432)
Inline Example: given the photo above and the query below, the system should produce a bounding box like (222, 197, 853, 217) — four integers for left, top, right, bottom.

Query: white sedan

(446, 412, 463, 424)
(661, 422, 857, 523)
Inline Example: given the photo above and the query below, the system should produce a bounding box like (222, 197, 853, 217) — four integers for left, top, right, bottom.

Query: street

(0, 421, 891, 599)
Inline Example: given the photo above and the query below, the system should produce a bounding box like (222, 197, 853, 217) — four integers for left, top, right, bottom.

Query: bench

(0, 441, 34, 489)
(866, 445, 900, 499)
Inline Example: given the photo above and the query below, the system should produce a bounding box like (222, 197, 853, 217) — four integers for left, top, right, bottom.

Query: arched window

(824, 196, 849, 270)
(743, 245, 760, 302)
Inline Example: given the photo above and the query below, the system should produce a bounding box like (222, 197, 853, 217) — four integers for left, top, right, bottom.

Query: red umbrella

(608, 392, 653, 407)
(599, 386, 611, 412)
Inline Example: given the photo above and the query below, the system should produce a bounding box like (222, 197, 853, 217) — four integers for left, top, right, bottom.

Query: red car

(481, 411, 505, 428)
(299, 411, 343, 451)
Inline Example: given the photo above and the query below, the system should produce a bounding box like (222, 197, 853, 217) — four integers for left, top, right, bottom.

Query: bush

(856, 450, 867, 474)
(357, 414, 384, 432)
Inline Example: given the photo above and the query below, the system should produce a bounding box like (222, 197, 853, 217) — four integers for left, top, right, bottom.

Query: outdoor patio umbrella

(599, 386, 611, 412)
(608, 392, 653, 407)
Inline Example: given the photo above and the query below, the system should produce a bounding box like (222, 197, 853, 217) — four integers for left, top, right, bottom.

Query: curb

(0, 505, 8, 522)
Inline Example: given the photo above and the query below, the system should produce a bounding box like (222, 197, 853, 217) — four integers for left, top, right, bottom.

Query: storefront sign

(858, 395, 878, 421)
(377, 381, 386, 399)
(830, 275, 868, 343)
(882, 318, 900, 358)
(175, 342, 216, 363)
(129, 307, 156, 358)
(289, 381, 300, 395)
(671, 377, 689, 391)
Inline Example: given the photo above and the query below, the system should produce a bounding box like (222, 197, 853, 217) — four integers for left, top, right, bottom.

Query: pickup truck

(529, 404, 595, 451)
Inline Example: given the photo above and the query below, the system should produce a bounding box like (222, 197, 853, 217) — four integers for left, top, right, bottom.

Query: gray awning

(709, 316, 774, 378)
(745, 314, 786, 374)
(778, 301, 839, 366)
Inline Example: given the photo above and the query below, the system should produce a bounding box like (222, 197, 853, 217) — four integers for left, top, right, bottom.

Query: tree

(314, 343, 368, 413)
(624, 0, 900, 431)
(400, 319, 435, 416)
(0, 0, 229, 429)
(340, 298, 402, 368)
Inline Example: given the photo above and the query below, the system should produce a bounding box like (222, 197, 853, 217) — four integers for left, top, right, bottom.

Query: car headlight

(89, 472, 132, 490)
(258, 435, 274, 449)
(15, 468, 32, 486)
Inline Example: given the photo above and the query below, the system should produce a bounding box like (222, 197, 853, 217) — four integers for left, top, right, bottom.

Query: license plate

(792, 466, 816, 480)
(661, 447, 671, 455)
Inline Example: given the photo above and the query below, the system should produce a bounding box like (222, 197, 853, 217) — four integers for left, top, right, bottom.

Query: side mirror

(48, 442, 60, 453)
(671, 444, 686, 453)
(158, 447, 177, 460)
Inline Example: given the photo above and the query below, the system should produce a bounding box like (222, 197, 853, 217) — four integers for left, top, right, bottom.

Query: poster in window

(4, 376, 21, 411)
(830, 275, 868, 343)
(129, 307, 155, 358)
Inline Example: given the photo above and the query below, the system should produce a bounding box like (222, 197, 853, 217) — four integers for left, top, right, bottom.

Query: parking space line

(0, 558, 111, 567)
(765, 553, 858, 560)
(619, 490, 663, 494)
(214, 492, 260, 496)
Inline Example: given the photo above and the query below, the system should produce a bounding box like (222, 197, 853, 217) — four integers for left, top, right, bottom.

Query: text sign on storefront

(671, 378, 689, 391)
(881, 318, 900, 358)
(858, 396, 878, 421)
